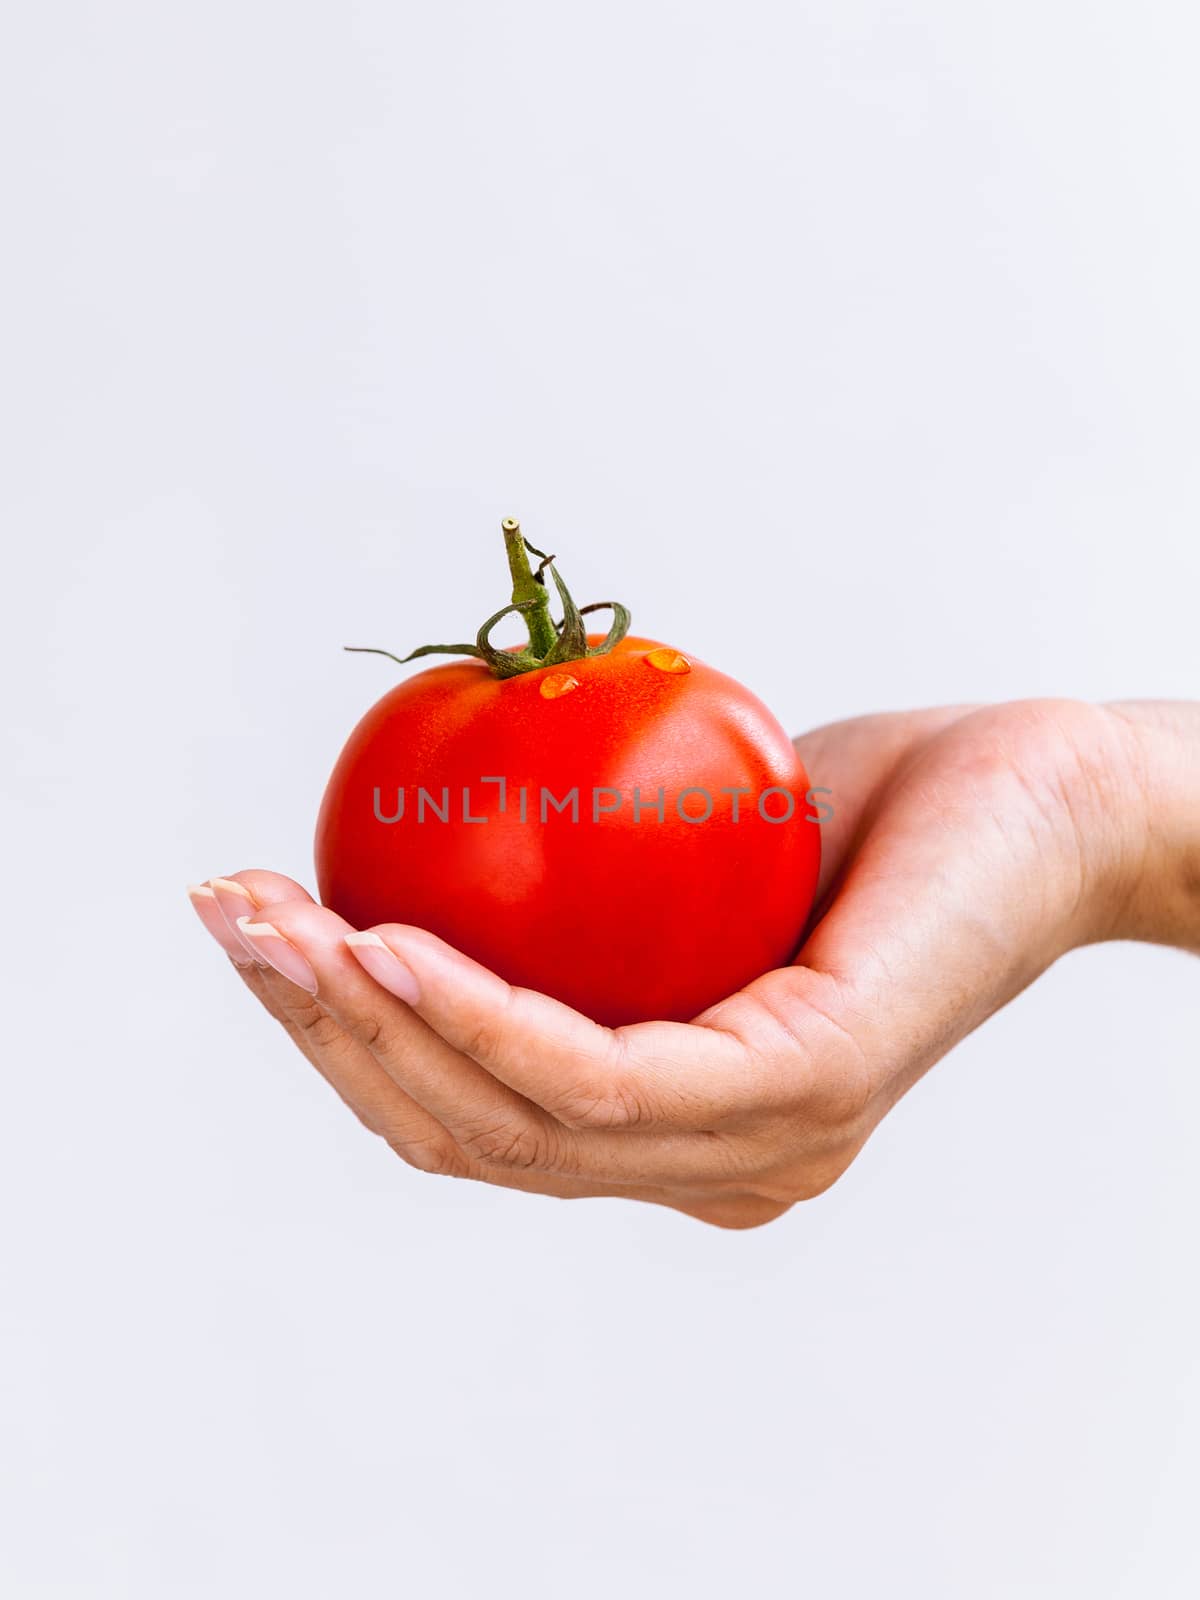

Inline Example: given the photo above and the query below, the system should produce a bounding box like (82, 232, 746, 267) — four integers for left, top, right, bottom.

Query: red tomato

(316, 632, 820, 1027)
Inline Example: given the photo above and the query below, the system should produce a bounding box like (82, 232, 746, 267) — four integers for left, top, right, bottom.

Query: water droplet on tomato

(645, 648, 691, 675)
(540, 671, 581, 700)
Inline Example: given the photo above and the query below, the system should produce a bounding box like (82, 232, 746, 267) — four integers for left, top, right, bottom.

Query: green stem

(502, 519, 557, 658)
(346, 517, 632, 680)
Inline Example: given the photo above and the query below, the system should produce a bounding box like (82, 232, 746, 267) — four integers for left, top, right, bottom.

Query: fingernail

(210, 877, 267, 965)
(345, 931, 421, 1005)
(187, 884, 255, 967)
(237, 918, 319, 994)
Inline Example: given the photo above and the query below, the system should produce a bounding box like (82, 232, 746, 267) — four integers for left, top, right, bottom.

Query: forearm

(1105, 700, 1200, 954)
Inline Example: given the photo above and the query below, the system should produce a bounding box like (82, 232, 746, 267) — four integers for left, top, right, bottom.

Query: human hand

(189, 698, 1198, 1228)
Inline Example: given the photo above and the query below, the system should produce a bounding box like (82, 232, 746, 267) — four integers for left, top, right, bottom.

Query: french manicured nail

(345, 931, 421, 1004)
(187, 883, 254, 966)
(210, 877, 267, 965)
(237, 918, 319, 994)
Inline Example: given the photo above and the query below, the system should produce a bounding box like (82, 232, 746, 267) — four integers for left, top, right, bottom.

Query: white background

(3, 3, 1198, 1595)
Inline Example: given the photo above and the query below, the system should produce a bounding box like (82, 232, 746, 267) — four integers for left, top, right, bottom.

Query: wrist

(1100, 701, 1200, 952)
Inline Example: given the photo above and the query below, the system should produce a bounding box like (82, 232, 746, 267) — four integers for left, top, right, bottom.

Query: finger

(194, 871, 472, 1170)
(190, 878, 705, 1205)
(698, 962, 877, 1137)
(187, 883, 254, 967)
(233, 919, 677, 1201)
(236, 959, 463, 1157)
(343, 921, 788, 1135)
(208, 870, 314, 964)
(237, 960, 680, 1208)
(254, 902, 747, 1185)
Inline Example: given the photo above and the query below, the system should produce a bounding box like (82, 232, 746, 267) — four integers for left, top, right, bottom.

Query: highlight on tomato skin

(319, 520, 822, 1028)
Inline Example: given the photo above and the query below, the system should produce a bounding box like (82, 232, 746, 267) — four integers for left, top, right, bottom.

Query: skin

(190, 698, 1200, 1230)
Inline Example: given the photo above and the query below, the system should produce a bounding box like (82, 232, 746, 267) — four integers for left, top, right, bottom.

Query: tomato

(315, 524, 820, 1027)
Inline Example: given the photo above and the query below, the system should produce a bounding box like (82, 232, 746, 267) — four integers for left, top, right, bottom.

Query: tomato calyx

(345, 518, 632, 680)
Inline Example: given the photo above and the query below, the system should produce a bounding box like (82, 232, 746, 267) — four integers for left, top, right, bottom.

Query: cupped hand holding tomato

(190, 674, 1198, 1226)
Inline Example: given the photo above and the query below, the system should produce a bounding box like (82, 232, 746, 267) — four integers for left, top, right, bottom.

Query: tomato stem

(345, 518, 633, 680)
(502, 519, 558, 658)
